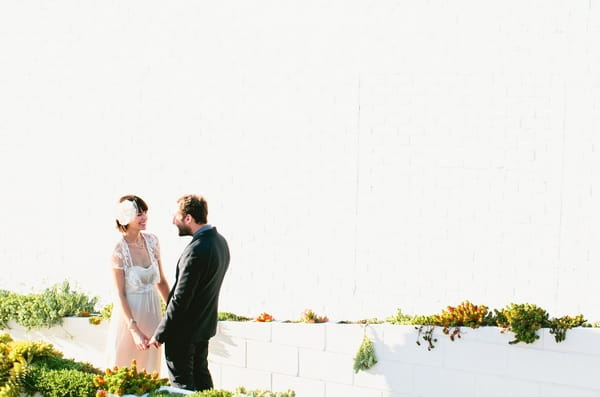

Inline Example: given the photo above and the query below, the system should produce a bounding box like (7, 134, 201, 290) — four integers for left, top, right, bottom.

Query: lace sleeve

(145, 233, 161, 263)
(111, 241, 126, 270)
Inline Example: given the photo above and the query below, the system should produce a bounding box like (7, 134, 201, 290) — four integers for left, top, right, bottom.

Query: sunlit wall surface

(1, 1, 599, 322)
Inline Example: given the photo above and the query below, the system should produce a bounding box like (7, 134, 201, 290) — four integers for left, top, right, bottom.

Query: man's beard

(177, 224, 192, 236)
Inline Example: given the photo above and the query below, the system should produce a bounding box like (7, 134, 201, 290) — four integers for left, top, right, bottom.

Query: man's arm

(153, 247, 209, 343)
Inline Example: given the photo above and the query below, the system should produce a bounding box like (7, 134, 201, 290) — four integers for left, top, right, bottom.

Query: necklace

(125, 235, 145, 249)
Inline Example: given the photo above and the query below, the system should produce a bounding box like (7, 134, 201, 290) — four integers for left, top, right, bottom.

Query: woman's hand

(130, 326, 149, 350)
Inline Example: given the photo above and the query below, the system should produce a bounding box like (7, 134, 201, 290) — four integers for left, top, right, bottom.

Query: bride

(104, 195, 170, 373)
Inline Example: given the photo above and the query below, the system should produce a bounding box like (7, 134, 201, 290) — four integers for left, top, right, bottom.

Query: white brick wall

(1, 0, 600, 352)
(7, 319, 600, 397)
(209, 322, 600, 397)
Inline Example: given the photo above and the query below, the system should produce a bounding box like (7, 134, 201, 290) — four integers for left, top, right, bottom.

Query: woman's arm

(111, 252, 149, 350)
(152, 237, 170, 302)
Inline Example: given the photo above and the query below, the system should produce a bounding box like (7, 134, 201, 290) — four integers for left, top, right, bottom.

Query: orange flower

(256, 312, 274, 322)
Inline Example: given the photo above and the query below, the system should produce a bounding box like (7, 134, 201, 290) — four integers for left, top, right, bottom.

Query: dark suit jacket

(154, 226, 230, 343)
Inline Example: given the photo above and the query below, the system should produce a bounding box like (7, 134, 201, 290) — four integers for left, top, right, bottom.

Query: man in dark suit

(149, 194, 230, 391)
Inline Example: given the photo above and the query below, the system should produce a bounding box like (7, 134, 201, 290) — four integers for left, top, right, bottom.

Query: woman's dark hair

(115, 195, 148, 231)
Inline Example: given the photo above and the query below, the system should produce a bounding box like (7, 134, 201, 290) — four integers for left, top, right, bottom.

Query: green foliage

(496, 303, 549, 344)
(24, 366, 97, 397)
(299, 309, 328, 323)
(147, 390, 188, 397)
(30, 354, 101, 374)
(431, 301, 493, 329)
(101, 303, 113, 320)
(0, 334, 101, 397)
(429, 301, 496, 342)
(583, 321, 600, 328)
(0, 292, 11, 330)
(0, 333, 26, 397)
(0, 356, 27, 397)
(0, 281, 99, 330)
(338, 318, 382, 325)
(233, 387, 295, 397)
(188, 389, 233, 397)
(353, 333, 377, 373)
(8, 340, 62, 362)
(385, 309, 434, 327)
(385, 309, 416, 325)
(94, 360, 169, 396)
(218, 312, 251, 321)
(389, 301, 586, 348)
(549, 314, 586, 342)
(415, 325, 438, 350)
(186, 388, 296, 397)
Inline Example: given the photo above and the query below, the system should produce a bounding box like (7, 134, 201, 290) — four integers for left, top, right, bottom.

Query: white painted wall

(1, 1, 599, 323)
(212, 321, 600, 397)
(8, 319, 600, 397)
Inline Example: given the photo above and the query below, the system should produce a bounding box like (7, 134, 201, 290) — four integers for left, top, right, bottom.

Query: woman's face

(129, 210, 148, 230)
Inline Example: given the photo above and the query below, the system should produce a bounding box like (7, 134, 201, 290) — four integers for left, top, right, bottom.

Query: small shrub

(24, 366, 97, 397)
(496, 303, 549, 344)
(233, 387, 295, 397)
(353, 333, 377, 372)
(218, 312, 251, 321)
(94, 360, 169, 396)
(386, 309, 417, 325)
(549, 314, 586, 342)
(188, 389, 232, 397)
(0, 281, 99, 330)
(299, 309, 328, 323)
(255, 313, 274, 322)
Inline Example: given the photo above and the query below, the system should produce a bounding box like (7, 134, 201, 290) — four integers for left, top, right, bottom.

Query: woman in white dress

(105, 195, 170, 373)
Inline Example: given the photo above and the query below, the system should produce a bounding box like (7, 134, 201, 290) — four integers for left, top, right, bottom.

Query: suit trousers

(164, 338, 213, 392)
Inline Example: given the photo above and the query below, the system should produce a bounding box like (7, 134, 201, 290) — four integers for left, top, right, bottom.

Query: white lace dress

(104, 233, 163, 373)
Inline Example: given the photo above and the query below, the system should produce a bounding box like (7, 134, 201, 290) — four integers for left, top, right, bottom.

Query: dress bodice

(112, 233, 160, 294)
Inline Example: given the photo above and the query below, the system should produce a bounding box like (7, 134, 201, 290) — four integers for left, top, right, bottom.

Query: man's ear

(184, 213, 193, 224)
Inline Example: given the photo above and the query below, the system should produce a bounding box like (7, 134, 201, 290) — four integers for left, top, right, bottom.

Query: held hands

(128, 320, 161, 350)
(130, 327, 150, 350)
(148, 336, 162, 349)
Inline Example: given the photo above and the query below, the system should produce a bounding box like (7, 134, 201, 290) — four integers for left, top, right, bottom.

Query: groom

(149, 194, 230, 391)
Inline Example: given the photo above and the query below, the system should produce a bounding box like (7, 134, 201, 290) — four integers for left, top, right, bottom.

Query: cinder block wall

(7, 318, 600, 396)
(211, 322, 600, 397)
(1, 1, 599, 325)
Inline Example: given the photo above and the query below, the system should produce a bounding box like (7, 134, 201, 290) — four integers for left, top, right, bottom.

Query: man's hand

(148, 336, 162, 348)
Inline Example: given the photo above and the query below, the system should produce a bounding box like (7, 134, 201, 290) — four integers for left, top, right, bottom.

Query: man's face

(173, 209, 192, 236)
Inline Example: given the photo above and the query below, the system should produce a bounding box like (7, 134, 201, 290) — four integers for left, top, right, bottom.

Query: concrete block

(540, 327, 600, 355)
(246, 340, 298, 376)
(299, 348, 353, 384)
(272, 322, 326, 350)
(474, 374, 540, 397)
(354, 360, 414, 393)
(325, 323, 367, 354)
(414, 367, 476, 397)
(326, 382, 385, 397)
(377, 324, 444, 367)
(219, 365, 272, 392)
(507, 347, 600, 389)
(218, 320, 272, 342)
(208, 334, 246, 367)
(381, 392, 419, 397)
(441, 339, 509, 375)
(273, 374, 325, 397)
(208, 363, 222, 388)
(458, 326, 511, 346)
(539, 383, 600, 397)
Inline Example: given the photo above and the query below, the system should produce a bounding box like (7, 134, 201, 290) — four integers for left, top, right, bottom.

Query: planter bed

(6, 319, 600, 396)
